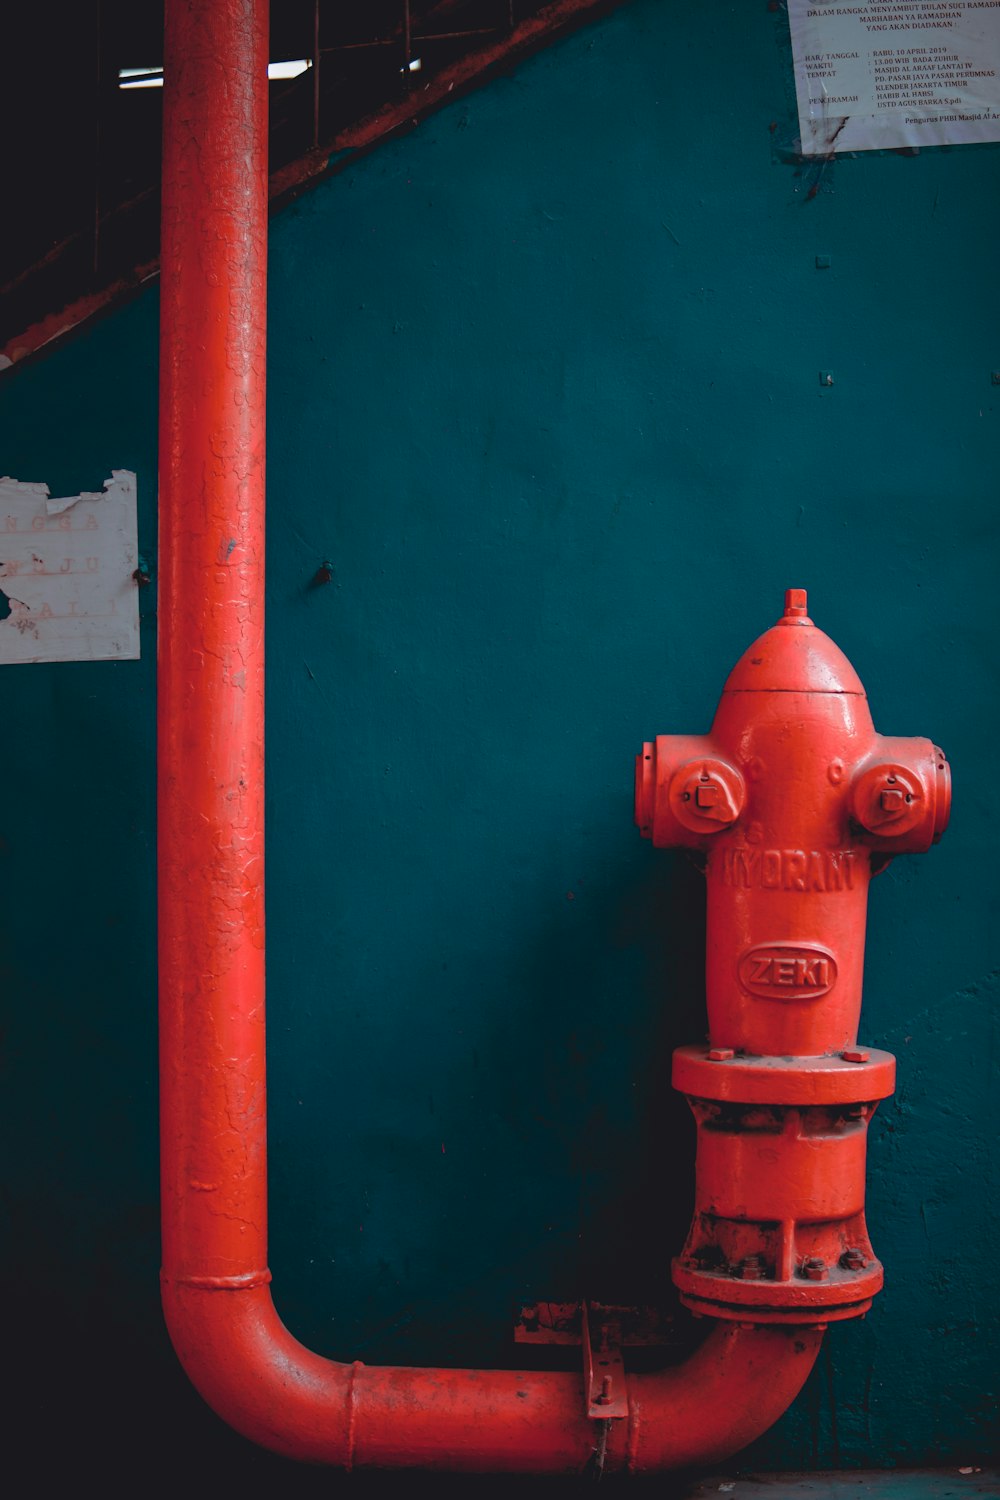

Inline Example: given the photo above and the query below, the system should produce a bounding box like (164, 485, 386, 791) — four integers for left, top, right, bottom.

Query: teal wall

(1, 1, 996, 1485)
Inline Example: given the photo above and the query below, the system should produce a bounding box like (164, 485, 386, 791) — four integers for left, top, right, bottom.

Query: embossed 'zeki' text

(737, 943, 838, 999)
(719, 847, 857, 892)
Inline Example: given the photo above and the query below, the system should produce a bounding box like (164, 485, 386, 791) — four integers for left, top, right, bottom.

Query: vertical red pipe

(158, 0, 270, 1294)
(155, 0, 822, 1470)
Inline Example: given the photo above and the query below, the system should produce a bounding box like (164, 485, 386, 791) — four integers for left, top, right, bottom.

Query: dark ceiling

(1, 0, 612, 358)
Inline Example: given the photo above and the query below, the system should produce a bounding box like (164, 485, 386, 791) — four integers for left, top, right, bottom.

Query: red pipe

(163, 1282, 819, 1471)
(157, 0, 821, 1473)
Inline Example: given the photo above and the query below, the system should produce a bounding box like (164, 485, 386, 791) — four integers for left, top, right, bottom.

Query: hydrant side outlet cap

(723, 591, 866, 696)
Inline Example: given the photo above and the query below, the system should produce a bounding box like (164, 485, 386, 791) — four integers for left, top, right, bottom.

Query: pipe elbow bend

(628, 1325, 824, 1472)
(161, 1279, 356, 1464)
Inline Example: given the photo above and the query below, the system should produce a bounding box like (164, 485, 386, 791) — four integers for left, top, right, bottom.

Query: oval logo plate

(738, 943, 837, 1000)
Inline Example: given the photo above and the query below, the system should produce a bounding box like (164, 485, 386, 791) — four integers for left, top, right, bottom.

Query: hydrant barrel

(635, 589, 951, 1324)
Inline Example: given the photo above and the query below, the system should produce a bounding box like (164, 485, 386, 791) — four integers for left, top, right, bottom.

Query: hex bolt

(708, 1047, 735, 1061)
(738, 1256, 765, 1280)
(596, 1376, 613, 1405)
(840, 1248, 868, 1271)
(801, 1257, 828, 1281)
(842, 1047, 870, 1063)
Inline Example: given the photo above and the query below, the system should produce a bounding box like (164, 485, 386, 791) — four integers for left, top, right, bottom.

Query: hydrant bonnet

(722, 589, 866, 695)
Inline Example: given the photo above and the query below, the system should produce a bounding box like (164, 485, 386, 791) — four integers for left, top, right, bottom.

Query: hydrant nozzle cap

(722, 588, 867, 696)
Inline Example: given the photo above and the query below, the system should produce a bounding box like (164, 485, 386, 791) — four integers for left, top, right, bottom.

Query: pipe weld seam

(344, 1359, 362, 1471)
(162, 1269, 273, 1291)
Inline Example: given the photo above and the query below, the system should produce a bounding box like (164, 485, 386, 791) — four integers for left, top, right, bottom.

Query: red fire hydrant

(635, 589, 951, 1324)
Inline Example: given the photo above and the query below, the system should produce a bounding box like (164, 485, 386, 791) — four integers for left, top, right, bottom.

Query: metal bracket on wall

(582, 1301, 627, 1420)
(514, 1301, 675, 1422)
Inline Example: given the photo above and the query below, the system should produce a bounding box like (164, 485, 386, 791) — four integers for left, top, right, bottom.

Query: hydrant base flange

(672, 1090, 883, 1325)
(675, 1286, 879, 1326)
(673, 1045, 896, 1106)
(675, 1231, 883, 1324)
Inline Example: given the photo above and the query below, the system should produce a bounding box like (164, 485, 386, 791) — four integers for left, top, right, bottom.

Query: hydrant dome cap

(723, 591, 866, 695)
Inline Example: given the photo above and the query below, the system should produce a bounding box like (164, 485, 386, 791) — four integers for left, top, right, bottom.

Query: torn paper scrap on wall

(0, 470, 140, 665)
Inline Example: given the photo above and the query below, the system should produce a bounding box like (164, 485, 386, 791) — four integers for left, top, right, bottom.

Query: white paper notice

(788, 0, 1000, 154)
(0, 470, 140, 665)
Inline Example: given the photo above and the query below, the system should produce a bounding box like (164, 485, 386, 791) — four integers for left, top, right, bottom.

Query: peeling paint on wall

(0, 470, 140, 664)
